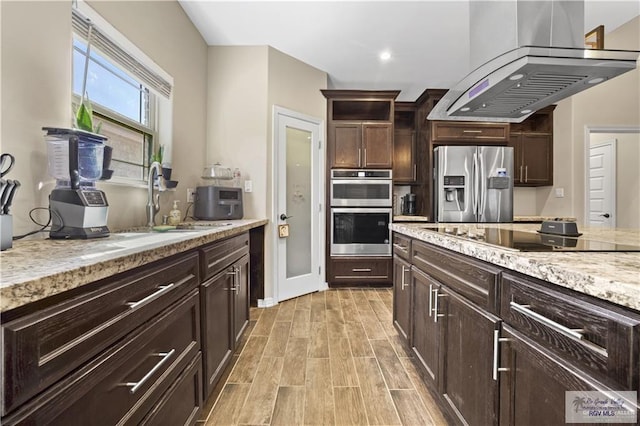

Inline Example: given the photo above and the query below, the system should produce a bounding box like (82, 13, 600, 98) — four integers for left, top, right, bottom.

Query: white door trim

(271, 106, 326, 305)
(584, 125, 640, 228)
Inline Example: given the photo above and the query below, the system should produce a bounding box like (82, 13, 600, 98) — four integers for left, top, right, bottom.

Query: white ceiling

(179, 1, 640, 102)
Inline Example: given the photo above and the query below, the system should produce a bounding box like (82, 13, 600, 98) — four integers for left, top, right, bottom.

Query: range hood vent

(428, 1, 640, 122)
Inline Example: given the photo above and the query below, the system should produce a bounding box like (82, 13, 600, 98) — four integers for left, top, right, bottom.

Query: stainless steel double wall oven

(330, 169, 392, 256)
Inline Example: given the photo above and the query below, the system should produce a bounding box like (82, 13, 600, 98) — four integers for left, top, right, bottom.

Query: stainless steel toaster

(194, 186, 243, 220)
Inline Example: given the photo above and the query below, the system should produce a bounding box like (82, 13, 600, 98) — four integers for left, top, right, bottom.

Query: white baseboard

(258, 297, 277, 308)
(319, 281, 329, 291)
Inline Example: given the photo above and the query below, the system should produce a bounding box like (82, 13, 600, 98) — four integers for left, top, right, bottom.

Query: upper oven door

(330, 179, 392, 207)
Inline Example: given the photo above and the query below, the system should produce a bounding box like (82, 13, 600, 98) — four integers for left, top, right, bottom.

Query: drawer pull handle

(123, 349, 176, 394)
(428, 284, 433, 318)
(393, 243, 407, 251)
(510, 301, 608, 357)
(462, 130, 482, 133)
(510, 301, 584, 340)
(127, 283, 174, 310)
(352, 268, 372, 272)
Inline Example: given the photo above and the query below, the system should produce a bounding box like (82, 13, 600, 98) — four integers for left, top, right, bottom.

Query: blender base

(49, 188, 110, 239)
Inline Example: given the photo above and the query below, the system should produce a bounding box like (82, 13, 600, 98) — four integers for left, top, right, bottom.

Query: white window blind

(71, 8, 172, 99)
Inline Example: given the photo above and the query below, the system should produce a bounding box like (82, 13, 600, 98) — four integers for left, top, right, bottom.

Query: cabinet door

(411, 268, 441, 384)
(499, 326, 632, 426)
(201, 268, 234, 398)
(362, 123, 393, 168)
(440, 287, 501, 426)
(520, 133, 552, 186)
(233, 254, 250, 343)
(393, 128, 416, 182)
(507, 135, 523, 184)
(330, 123, 362, 168)
(393, 256, 412, 342)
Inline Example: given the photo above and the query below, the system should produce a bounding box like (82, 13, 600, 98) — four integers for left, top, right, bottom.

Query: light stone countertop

(0, 219, 268, 313)
(393, 215, 577, 223)
(390, 222, 640, 312)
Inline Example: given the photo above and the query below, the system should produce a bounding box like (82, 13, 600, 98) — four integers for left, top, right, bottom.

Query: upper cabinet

(431, 122, 509, 144)
(323, 90, 399, 169)
(508, 105, 555, 186)
(393, 102, 417, 183)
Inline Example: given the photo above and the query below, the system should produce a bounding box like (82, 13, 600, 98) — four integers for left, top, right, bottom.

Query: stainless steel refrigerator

(434, 146, 514, 223)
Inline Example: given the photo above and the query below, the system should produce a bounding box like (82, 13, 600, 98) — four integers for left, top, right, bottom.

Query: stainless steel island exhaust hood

(428, 0, 639, 123)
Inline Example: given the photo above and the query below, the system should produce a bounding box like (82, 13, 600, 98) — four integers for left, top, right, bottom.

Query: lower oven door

(331, 208, 392, 256)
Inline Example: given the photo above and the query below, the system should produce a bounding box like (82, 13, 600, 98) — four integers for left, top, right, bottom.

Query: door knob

(280, 214, 292, 221)
(600, 213, 610, 218)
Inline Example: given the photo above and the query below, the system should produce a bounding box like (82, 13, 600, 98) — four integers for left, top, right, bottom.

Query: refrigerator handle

(479, 152, 486, 220)
(473, 152, 479, 216)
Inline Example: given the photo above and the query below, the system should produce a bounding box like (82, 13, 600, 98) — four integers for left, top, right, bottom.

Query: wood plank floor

(198, 288, 447, 425)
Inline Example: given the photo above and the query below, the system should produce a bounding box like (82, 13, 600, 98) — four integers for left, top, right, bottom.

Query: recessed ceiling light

(521, 109, 532, 114)
(509, 74, 524, 81)
(379, 51, 391, 61)
(588, 77, 605, 84)
(460, 107, 471, 112)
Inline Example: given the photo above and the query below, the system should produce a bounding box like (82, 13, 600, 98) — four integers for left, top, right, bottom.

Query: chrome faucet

(146, 161, 166, 227)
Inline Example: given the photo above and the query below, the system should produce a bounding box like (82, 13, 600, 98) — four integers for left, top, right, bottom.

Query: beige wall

(207, 45, 326, 301)
(516, 16, 640, 224)
(0, 0, 208, 235)
(590, 132, 640, 229)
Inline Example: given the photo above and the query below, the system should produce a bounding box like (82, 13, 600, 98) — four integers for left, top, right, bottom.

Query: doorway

(585, 126, 640, 229)
(273, 106, 325, 302)
(587, 140, 616, 228)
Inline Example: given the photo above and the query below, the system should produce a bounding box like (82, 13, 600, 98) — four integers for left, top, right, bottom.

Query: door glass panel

(333, 212, 390, 244)
(286, 127, 312, 278)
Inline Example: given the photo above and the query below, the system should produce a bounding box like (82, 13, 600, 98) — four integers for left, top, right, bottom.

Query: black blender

(45, 127, 110, 239)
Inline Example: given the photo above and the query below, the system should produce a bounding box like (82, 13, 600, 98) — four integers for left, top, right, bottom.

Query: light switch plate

(555, 187, 565, 198)
(244, 180, 252, 192)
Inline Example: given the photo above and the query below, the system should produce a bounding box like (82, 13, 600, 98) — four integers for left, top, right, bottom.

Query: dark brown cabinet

(411, 267, 441, 384)
(393, 231, 640, 426)
(508, 105, 555, 187)
(199, 233, 250, 398)
(392, 255, 412, 341)
(393, 103, 417, 183)
(509, 133, 553, 186)
(431, 121, 509, 144)
(328, 256, 392, 284)
(439, 286, 501, 426)
(329, 122, 393, 168)
(322, 90, 398, 170)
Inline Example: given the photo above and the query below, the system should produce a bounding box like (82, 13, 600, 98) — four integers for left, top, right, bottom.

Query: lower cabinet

(392, 255, 412, 341)
(199, 233, 250, 399)
(393, 232, 640, 426)
(329, 257, 392, 284)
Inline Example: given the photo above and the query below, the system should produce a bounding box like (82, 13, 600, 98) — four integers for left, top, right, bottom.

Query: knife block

(1, 214, 12, 251)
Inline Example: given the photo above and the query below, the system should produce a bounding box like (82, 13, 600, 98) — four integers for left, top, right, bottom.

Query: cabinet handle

(126, 283, 174, 310)
(392, 243, 407, 251)
(519, 165, 523, 182)
(122, 349, 176, 394)
(401, 265, 410, 290)
(525, 166, 528, 182)
(433, 288, 446, 323)
(413, 164, 417, 181)
(363, 148, 367, 166)
(492, 330, 510, 381)
(358, 148, 362, 167)
(428, 284, 433, 318)
(352, 268, 372, 272)
(510, 301, 584, 340)
(462, 130, 482, 134)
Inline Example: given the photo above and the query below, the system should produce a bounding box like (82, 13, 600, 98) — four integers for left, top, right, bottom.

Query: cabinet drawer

(1, 252, 199, 415)
(501, 272, 640, 390)
(3, 291, 201, 426)
(411, 240, 500, 312)
(141, 353, 202, 426)
(330, 257, 392, 283)
(432, 122, 509, 143)
(200, 232, 249, 280)
(392, 233, 412, 260)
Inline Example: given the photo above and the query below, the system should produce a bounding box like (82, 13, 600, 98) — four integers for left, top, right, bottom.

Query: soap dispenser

(168, 200, 181, 225)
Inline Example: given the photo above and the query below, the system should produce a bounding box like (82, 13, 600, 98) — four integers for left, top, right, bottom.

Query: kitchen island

(391, 222, 640, 311)
(390, 222, 640, 426)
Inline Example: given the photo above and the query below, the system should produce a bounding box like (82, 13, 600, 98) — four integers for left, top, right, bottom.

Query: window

(71, 4, 173, 184)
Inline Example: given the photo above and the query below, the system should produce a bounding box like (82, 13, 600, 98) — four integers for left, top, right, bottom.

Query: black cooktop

(430, 227, 640, 252)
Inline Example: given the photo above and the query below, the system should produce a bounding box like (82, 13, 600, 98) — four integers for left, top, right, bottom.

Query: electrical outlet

(555, 187, 565, 198)
(186, 188, 196, 203)
(244, 180, 253, 193)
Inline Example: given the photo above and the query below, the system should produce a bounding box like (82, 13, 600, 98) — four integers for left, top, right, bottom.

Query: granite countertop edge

(390, 223, 640, 312)
(0, 219, 268, 313)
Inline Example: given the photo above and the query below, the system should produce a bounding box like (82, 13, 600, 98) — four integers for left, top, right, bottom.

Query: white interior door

(588, 140, 616, 228)
(274, 107, 323, 302)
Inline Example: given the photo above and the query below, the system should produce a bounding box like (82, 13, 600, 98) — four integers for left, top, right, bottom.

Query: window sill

(96, 177, 177, 192)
